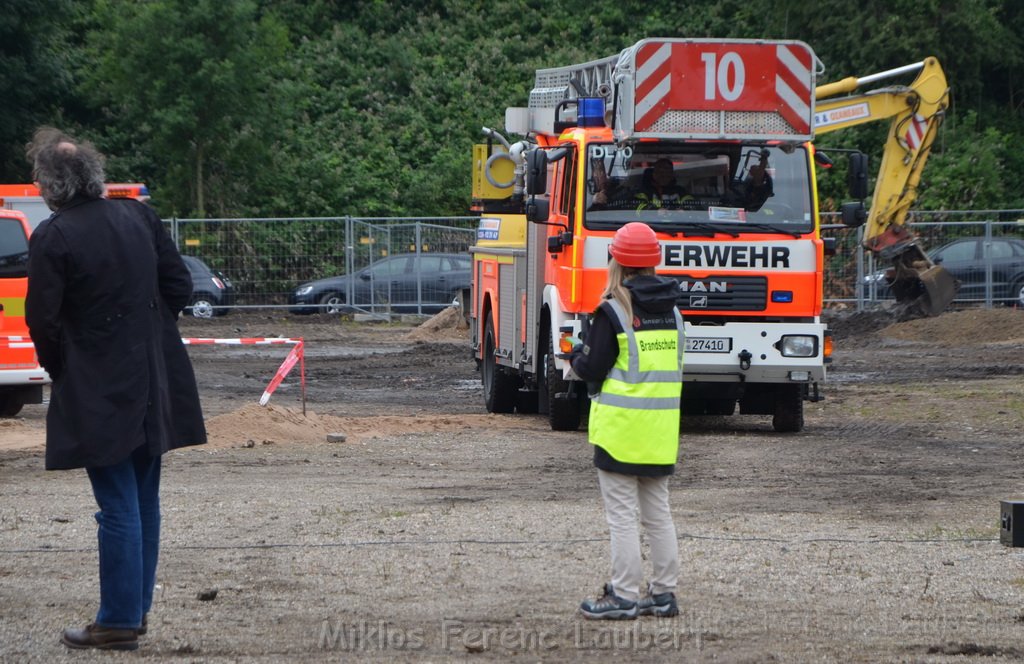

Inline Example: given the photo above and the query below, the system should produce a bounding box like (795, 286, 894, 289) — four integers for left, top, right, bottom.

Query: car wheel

(0, 392, 24, 418)
(1010, 278, 1024, 309)
(319, 292, 347, 315)
(452, 288, 472, 324)
(188, 295, 216, 319)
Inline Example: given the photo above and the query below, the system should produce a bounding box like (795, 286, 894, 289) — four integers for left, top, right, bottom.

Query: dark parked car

(862, 236, 1024, 307)
(290, 252, 472, 315)
(182, 255, 234, 318)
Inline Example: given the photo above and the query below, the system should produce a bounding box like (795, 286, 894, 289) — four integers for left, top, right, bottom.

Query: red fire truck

(470, 38, 853, 433)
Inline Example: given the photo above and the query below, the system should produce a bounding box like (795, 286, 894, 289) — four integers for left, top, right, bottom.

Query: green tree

(0, 0, 77, 181)
(37, 0, 1022, 217)
(918, 112, 1012, 209)
(83, 0, 289, 217)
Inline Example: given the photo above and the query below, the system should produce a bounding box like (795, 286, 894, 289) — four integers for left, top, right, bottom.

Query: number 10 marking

(701, 51, 745, 102)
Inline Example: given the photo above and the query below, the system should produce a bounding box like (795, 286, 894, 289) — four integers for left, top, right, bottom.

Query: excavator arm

(814, 58, 958, 316)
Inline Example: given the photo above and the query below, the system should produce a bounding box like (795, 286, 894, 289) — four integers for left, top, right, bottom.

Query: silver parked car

(290, 252, 471, 314)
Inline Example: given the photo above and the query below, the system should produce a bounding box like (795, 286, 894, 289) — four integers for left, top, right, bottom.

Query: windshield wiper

(731, 223, 805, 238)
(685, 223, 739, 238)
(647, 221, 739, 238)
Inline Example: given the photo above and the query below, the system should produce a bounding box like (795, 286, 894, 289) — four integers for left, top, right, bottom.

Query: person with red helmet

(570, 222, 685, 620)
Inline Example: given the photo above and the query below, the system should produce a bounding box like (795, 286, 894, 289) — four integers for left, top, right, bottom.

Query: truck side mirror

(526, 149, 548, 195)
(525, 197, 550, 223)
(822, 236, 837, 256)
(840, 201, 867, 228)
(847, 152, 869, 200)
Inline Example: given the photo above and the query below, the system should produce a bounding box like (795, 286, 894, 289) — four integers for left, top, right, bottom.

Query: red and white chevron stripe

(634, 41, 674, 133)
(774, 43, 813, 135)
(903, 113, 929, 151)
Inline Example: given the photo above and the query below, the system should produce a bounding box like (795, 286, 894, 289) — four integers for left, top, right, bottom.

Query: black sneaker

(637, 591, 678, 617)
(579, 584, 638, 620)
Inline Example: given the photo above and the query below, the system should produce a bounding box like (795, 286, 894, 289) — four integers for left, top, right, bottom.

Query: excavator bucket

(914, 264, 959, 315)
(893, 264, 959, 318)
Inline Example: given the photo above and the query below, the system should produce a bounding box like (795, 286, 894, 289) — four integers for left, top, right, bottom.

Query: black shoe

(579, 584, 638, 620)
(637, 591, 679, 617)
(61, 623, 139, 651)
(137, 614, 148, 636)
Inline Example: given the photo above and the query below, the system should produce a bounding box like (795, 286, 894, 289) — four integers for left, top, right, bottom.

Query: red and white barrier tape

(181, 337, 303, 345)
(2, 335, 308, 410)
(180, 337, 307, 409)
(258, 341, 304, 406)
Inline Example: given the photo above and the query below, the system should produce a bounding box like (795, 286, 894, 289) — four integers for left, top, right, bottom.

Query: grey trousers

(597, 469, 679, 602)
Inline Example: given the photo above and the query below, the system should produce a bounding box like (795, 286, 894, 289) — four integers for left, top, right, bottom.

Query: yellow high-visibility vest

(588, 299, 684, 465)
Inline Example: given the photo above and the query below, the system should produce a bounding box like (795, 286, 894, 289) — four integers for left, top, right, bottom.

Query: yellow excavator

(814, 57, 958, 317)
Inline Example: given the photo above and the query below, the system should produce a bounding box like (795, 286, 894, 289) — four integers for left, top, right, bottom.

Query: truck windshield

(0, 218, 29, 278)
(584, 142, 813, 235)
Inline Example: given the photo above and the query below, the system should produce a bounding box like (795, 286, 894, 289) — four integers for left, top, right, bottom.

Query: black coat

(26, 196, 206, 470)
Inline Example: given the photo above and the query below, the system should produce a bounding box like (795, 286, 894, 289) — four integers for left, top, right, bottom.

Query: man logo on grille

(689, 295, 708, 308)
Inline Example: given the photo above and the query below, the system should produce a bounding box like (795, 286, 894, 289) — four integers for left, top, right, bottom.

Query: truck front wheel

(771, 384, 804, 433)
(545, 334, 581, 431)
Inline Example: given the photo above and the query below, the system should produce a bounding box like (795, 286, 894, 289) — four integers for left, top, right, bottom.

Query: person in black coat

(24, 127, 206, 651)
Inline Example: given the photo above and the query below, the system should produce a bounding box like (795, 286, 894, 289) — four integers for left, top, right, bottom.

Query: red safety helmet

(609, 222, 661, 268)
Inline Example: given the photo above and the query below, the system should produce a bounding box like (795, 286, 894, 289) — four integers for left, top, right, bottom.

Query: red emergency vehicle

(0, 208, 46, 416)
(0, 183, 150, 416)
(470, 39, 846, 433)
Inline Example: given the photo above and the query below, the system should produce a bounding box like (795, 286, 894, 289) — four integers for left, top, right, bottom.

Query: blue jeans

(86, 445, 162, 629)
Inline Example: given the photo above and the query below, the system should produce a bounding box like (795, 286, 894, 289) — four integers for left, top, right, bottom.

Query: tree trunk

(195, 143, 205, 218)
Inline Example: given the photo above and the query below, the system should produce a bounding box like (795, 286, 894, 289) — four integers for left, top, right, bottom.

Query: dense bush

(1, 0, 1021, 218)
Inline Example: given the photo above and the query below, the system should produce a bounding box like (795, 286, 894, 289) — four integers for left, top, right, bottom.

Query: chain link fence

(165, 211, 1024, 316)
(165, 216, 478, 317)
(822, 210, 1024, 308)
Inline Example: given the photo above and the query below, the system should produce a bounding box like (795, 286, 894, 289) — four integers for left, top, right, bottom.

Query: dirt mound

(878, 308, 1024, 346)
(404, 306, 470, 344)
(827, 307, 1024, 347)
(0, 418, 45, 451)
(824, 308, 899, 343)
(203, 403, 533, 448)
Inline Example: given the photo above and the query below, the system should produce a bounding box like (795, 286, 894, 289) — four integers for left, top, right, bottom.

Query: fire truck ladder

(529, 53, 620, 110)
(513, 51, 635, 139)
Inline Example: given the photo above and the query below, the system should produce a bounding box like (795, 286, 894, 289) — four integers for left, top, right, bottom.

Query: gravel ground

(1, 308, 1023, 662)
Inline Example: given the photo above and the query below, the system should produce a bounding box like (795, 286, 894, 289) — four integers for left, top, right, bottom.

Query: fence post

(855, 225, 865, 312)
(984, 220, 994, 308)
(415, 221, 423, 317)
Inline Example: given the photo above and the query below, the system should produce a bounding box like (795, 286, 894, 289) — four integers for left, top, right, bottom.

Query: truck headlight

(779, 335, 817, 357)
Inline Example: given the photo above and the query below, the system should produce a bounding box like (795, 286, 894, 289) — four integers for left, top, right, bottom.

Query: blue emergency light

(578, 98, 606, 127)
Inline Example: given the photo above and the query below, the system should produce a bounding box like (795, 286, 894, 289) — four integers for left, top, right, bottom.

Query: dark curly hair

(26, 127, 106, 210)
